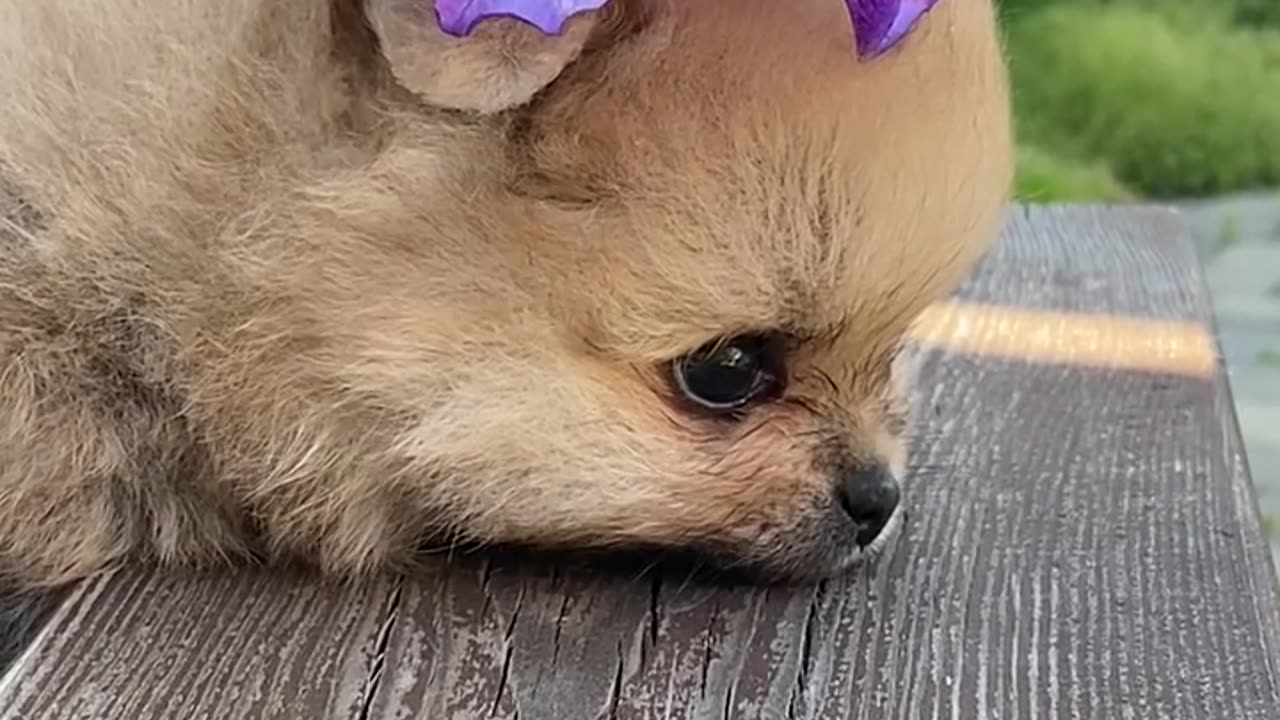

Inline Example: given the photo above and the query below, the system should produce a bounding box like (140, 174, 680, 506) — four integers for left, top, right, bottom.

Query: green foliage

(994, 0, 1063, 22)
(1004, 3, 1280, 198)
(1258, 348, 1280, 369)
(1217, 214, 1243, 250)
(1013, 145, 1135, 203)
(1263, 513, 1280, 540)
(1236, 0, 1280, 29)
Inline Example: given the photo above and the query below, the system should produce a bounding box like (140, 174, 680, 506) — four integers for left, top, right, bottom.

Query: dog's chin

(672, 504, 908, 586)
(414, 506, 906, 587)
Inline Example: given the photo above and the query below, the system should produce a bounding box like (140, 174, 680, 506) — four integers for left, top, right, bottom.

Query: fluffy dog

(0, 0, 1011, 588)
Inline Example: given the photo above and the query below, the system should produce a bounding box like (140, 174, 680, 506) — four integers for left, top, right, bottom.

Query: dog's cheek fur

(0, 267, 252, 587)
(386, 355, 832, 551)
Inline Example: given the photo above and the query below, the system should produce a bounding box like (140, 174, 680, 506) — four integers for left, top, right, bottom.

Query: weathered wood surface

(2, 205, 1279, 719)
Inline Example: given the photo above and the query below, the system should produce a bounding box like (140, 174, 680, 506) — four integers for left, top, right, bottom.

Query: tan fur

(368, 0, 600, 112)
(0, 0, 1012, 587)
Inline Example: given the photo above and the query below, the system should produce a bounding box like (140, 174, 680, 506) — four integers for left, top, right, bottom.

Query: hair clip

(433, 0, 939, 60)
(851, 0, 939, 59)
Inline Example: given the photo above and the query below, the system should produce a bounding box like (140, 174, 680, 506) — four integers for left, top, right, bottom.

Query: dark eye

(671, 334, 785, 414)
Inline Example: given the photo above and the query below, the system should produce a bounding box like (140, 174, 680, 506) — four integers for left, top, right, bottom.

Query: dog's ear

(363, 0, 602, 113)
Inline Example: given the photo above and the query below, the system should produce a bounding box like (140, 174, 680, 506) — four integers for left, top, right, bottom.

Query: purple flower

(849, 0, 940, 59)
(435, 0, 611, 36)
(433, 0, 941, 59)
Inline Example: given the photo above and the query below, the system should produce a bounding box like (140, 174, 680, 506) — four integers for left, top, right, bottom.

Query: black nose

(838, 464, 901, 547)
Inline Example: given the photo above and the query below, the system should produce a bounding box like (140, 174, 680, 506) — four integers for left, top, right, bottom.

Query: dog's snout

(838, 464, 901, 547)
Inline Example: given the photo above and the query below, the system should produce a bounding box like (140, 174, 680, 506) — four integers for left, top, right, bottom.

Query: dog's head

(306, 0, 1011, 579)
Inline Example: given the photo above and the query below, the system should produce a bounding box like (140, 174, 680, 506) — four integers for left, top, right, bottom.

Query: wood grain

(3, 205, 1279, 719)
(0, 569, 396, 719)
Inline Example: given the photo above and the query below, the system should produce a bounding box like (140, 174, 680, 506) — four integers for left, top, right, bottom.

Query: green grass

(1217, 215, 1243, 251)
(1003, 1, 1280, 200)
(1236, 0, 1280, 28)
(1263, 513, 1280, 541)
(1257, 349, 1280, 369)
(1013, 145, 1135, 203)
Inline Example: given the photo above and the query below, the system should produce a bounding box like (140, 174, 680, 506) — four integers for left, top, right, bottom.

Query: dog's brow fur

(0, 0, 1012, 587)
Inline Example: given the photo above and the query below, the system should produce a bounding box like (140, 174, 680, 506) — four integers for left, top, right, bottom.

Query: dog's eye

(672, 334, 784, 414)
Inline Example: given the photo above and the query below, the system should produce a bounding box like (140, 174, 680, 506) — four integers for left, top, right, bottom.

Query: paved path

(1174, 191, 1280, 563)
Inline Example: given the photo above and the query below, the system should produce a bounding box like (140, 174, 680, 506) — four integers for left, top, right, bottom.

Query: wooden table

(1, 205, 1278, 719)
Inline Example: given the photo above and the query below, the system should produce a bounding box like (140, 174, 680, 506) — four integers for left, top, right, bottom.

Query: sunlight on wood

(910, 300, 1219, 377)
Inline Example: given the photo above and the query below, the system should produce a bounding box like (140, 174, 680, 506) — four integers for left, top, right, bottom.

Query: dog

(0, 0, 1012, 589)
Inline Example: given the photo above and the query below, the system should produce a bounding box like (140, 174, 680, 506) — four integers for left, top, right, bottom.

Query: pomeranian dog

(0, 0, 1011, 589)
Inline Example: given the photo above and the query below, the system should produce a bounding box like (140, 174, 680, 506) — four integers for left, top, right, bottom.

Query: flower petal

(434, 0, 610, 37)
(846, 0, 939, 59)
(433, 0, 941, 60)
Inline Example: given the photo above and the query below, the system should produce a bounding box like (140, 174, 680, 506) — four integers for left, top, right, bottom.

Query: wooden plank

(3, 205, 1279, 719)
(0, 589, 63, 674)
(956, 206, 1209, 320)
(0, 570, 396, 719)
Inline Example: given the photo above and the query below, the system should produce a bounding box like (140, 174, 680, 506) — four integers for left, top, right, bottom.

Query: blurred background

(997, 0, 1280, 561)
